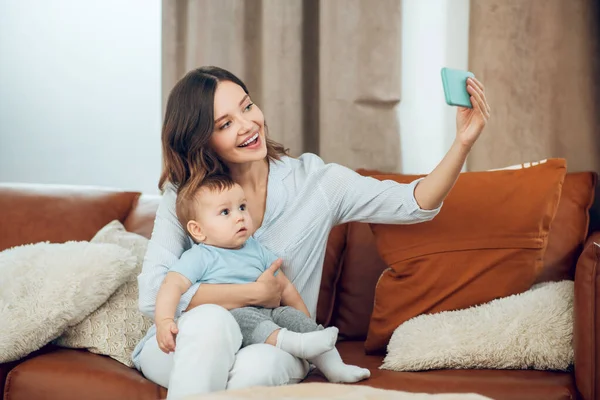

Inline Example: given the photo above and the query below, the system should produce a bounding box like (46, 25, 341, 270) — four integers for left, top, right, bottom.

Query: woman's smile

(237, 131, 261, 149)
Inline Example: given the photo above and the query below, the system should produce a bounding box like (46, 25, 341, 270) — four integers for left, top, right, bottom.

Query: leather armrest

(0, 360, 19, 397)
(574, 231, 600, 400)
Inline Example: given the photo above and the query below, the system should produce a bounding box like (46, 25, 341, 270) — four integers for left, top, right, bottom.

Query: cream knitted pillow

(382, 281, 574, 372)
(0, 240, 136, 363)
(54, 220, 153, 367)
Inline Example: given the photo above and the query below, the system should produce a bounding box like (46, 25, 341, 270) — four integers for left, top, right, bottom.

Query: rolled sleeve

(402, 177, 443, 221)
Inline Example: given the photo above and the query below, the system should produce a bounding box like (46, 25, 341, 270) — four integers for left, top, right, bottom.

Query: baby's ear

(187, 220, 206, 243)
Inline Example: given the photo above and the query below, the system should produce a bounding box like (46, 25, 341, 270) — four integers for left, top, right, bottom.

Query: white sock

(309, 347, 371, 383)
(275, 327, 338, 359)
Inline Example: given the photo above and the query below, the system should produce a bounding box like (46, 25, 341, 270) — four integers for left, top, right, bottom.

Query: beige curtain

(467, 0, 600, 173)
(162, 0, 403, 172)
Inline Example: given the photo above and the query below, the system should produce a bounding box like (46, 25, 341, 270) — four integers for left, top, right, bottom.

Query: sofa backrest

(0, 183, 140, 252)
(1, 172, 596, 342)
(123, 194, 161, 239)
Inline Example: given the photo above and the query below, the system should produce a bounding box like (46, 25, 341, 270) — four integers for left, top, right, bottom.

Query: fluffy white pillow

(382, 281, 574, 372)
(54, 220, 153, 367)
(0, 240, 136, 363)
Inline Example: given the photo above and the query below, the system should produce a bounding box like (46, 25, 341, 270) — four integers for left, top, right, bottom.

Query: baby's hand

(156, 318, 179, 354)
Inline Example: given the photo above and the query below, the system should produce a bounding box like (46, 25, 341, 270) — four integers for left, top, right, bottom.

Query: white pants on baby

(138, 304, 310, 400)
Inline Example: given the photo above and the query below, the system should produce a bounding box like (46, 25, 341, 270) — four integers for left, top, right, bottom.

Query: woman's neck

(228, 158, 269, 192)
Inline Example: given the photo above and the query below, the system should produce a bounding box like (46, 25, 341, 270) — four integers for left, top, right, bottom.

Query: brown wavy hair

(158, 66, 289, 193)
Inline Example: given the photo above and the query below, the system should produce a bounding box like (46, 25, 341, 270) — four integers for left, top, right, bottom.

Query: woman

(133, 66, 491, 399)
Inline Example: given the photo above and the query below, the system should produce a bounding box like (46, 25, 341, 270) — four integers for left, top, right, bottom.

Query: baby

(155, 174, 370, 383)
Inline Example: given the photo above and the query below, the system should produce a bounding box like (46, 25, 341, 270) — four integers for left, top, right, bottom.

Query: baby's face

(195, 184, 253, 249)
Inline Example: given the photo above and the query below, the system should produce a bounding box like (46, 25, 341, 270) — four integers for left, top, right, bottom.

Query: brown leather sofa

(0, 180, 598, 400)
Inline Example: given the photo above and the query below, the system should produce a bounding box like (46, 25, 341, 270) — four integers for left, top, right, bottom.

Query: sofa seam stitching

(592, 242, 598, 400)
(4, 368, 14, 400)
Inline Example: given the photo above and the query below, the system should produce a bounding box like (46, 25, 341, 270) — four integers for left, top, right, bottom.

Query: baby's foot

(322, 364, 371, 383)
(309, 347, 371, 383)
(277, 327, 338, 359)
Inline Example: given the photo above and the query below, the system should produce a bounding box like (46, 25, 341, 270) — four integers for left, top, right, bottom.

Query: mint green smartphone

(441, 67, 474, 108)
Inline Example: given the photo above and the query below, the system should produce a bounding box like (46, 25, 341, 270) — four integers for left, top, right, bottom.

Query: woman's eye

(244, 103, 253, 112)
(220, 121, 231, 130)
(239, 204, 246, 211)
(220, 209, 229, 216)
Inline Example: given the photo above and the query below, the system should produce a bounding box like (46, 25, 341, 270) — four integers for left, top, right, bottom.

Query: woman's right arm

(137, 185, 282, 318)
(185, 258, 285, 311)
(137, 185, 196, 319)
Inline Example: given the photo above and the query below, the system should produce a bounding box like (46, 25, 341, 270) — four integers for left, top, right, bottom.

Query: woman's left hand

(456, 77, 491, 148)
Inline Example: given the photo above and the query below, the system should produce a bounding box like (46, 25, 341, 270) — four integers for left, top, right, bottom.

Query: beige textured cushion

(0, 240, 136, 363)
(55, 220, 153, 367)
(382, 281, 574, 372)
(188, 383, 493, 400)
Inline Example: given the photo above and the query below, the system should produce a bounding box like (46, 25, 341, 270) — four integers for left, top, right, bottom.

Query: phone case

(441, 67, 475, 108)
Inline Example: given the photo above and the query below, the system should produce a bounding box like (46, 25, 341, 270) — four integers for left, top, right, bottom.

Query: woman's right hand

(255, 259, 284, 308)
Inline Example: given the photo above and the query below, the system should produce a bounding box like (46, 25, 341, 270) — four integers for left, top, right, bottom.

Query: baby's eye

(220, 209, 229, 216)
(239, 204, 246, 211)
(244, 103, 253, 112)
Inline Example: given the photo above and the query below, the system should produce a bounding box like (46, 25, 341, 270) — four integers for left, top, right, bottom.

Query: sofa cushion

(3, 349, 166, 400)
(365, 159, 566, 353)
(0, 183, 139, 252)
(539, 172, 597, 282)
(123, 194, 160, 239)
(316, 224, 348, 326)
(352, 170, 596, 286)
(330, 222, 388, 340)
(304, 341, 576, 400)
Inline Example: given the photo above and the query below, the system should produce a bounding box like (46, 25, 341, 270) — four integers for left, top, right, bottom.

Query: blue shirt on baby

(170, 236, 279, 285)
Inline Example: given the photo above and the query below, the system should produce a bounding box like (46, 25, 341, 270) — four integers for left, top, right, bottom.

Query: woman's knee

(227, 344, 309, 389)
(178, 304, 237, 331)
(177, 304, 242, 347)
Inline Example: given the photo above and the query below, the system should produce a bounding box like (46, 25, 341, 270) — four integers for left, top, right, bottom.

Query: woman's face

(209, 80, 267, 165)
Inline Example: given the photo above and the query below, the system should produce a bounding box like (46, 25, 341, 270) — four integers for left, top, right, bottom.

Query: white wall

(0, 1, 469, 190)
(0, 0, 162, 193)
(399, 0, 471, 174)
